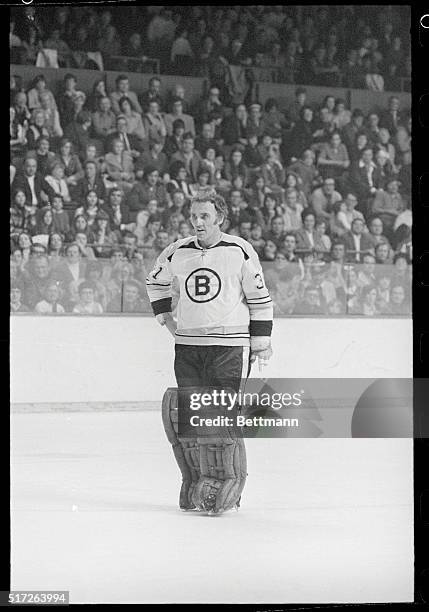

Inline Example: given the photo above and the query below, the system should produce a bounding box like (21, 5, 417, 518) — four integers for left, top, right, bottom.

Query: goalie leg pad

(162, 388, 247, 513)
(162, 388, 199, 509)
(192, 438, 247, 513)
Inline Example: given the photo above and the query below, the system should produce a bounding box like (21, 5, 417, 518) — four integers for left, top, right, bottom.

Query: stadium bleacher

(10, 5, 412, 316)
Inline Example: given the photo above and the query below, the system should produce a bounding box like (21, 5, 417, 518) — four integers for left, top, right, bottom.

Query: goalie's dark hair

(190, 189, 229, 226)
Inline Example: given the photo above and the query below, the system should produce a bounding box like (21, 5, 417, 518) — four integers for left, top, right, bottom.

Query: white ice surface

(11, 411, 413, 604)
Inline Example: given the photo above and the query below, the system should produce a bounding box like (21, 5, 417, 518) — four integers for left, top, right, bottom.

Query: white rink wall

(10, 316, 412, 404)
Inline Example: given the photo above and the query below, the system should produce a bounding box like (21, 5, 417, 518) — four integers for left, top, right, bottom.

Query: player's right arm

(240, 239, 274, 370)
(146, 243, 177, 336)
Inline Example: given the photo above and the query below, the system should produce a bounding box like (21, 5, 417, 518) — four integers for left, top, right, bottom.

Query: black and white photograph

(9, 3, 414, 605)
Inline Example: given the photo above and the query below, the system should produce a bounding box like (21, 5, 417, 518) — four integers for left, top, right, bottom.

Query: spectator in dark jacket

(379, 96, 405, 136)
(341, 108, 365, 151)
(342, 218, 376, 262)
(25, 108, 51, 151)
(170, 133, 202, 183)
(140, 77, 164, 112)
(106, 115, 144, 157)
(127, 167, 168, 216)
(348, 148, 385, 215)
(194, 85, 224, 127)
(57, 73, 80, 127)
(222, 104, 249, 146)
(285, 106, 315, 162)
(12, 156, 50, 208)
(135, 139, 168, 179)
(194, 122, 218, 157)
(63, 110, 93, 158)
(102, 187, 130, 231)
(26, 136, 56, 177)
(72, 160, 106, 205)
(164, 118, 185, 158)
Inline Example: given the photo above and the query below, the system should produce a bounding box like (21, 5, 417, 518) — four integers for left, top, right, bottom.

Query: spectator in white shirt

(35, 282, 65, 314)
(44, 161, 71, 203)
(110, 75, 142, 116)
(143, 100, 167, 144)
(314, 219, 332, 253)
(332, 99, 351, 129)
(27, 75, 57, 112)
(393, 201, 412, 232)
(331, 194, 365, 237)
(164, 97, 195, 137)
(147, 8, 177, 49)
(170, 28, 194, 67)
(310, 177, 342, 221)
(73, 281, 103, 314)
(39, 91, 63, 138)
(368, 216, 391, 249)
(281, 188, 303, 231)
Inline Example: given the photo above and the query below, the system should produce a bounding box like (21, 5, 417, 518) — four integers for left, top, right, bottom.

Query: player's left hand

(156, 312, 177, 338)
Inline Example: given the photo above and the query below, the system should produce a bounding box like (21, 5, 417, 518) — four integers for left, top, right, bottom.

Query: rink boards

(10, 316, 412, 406)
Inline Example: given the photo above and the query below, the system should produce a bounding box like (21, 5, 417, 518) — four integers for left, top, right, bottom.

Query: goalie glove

(250, 336, 273, 371)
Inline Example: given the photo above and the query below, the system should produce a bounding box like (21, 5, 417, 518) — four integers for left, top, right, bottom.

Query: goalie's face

(190, 201, 223, 247)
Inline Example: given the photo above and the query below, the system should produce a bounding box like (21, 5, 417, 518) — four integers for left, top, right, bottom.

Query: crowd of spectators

(10, 5, 411, 91)
(10, 8, 412, 317)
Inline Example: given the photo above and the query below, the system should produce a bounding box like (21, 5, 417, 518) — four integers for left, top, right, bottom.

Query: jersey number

(152, 266, 163, 279)
(255, 273, 264, 289)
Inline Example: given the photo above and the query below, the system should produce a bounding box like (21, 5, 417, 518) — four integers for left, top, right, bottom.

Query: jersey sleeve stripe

(248, 300, 273, 307)
(175, 333, 250, 339)
(146, 281, 172, 287)
(246, 295, 271, 301)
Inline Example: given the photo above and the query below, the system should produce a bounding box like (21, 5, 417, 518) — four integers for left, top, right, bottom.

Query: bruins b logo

(185, 268, 221, 303)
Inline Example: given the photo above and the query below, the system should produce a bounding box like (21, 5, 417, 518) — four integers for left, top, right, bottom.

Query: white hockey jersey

(146, 233, 273, 346)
